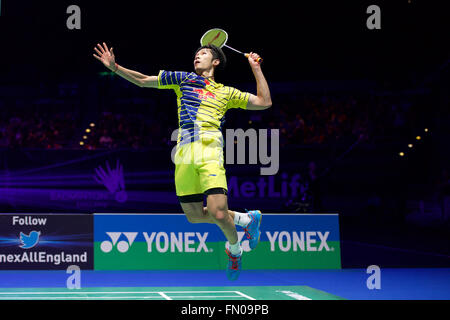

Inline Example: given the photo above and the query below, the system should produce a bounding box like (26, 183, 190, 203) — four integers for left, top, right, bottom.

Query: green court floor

(0, 285, 345, 300)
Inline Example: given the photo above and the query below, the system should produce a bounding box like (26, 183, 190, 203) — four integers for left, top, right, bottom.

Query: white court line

(157, 292, 172, 300)
(0, 296, 164, 300)
(277, 290, 311, 300)
(0, 290, 251, 299)
(0, 295, 245, 300)
(162, 291, 239, 293)
(167, 295, 245, 299)
(0, 291, 237, 295)
(0, 291, 162, 295)
(234, 291, 256, 300)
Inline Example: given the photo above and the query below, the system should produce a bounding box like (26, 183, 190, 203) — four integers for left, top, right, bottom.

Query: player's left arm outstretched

(246, 52, 272, 110)
(93, 42, 158, 88)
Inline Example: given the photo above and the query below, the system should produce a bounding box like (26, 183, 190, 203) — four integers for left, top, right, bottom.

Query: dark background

(0, 0, 449, 268)
(1, 0, 448, 83)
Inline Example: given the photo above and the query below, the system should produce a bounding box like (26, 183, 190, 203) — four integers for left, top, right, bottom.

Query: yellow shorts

(174, 137, 228, 197)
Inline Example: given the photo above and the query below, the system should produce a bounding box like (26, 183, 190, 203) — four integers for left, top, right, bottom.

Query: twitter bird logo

(19, 231, 41, 249)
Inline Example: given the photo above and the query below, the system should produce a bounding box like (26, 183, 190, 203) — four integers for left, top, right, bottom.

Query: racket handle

(244, 53, 263, 64)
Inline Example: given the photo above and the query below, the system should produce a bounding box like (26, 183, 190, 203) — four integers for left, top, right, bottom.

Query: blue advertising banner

(94, 213, 341, 270)
(0, 214, 94, 270)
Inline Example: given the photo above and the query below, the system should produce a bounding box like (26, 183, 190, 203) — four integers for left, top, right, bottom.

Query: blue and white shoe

(243, 210, 262, 250)
(225, 248, 242, 281)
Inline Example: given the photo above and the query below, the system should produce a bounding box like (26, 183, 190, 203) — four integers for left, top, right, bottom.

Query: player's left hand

(247, 52, 262, 68)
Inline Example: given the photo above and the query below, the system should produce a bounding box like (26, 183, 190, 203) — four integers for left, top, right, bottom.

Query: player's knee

(210, 206, 228, 223)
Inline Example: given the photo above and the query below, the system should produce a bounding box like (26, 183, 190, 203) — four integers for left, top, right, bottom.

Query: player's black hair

(195, 44, 227, 71)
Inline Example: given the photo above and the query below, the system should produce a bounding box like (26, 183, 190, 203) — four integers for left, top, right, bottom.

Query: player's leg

(178, 194, 215, 224)
(181, 201, 252, 228)
(195, 139, 260, 238)
(206, 190, 242, 280)
(205, 190, 238, 246)
(195, 140, 238, 244)
(179, 197, 241, 225)
(195, 138, 244, 280)
(203, 190, 260, 248)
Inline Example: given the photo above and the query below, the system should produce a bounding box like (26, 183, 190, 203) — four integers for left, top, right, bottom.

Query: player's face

(194, 49, 218, 74)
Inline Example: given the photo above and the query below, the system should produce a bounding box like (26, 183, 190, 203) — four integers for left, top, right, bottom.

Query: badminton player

(93, 42, 272, 280)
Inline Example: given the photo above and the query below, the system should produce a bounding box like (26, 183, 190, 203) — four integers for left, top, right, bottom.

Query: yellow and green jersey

(157, 70, 249, 145)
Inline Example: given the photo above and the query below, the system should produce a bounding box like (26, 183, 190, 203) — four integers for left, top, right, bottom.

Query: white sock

(233, 211, 251, 227)
(229, 241, 242, 256)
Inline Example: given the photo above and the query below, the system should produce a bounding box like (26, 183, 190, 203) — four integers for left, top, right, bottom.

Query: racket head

(200, 28, 228, 48)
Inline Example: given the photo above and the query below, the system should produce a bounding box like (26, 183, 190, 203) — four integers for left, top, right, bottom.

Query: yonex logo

(266, 231, 331, 252)
(100, 232, 138, 253)
(100, 232, 211, 253)
(143, 232, 209, 253)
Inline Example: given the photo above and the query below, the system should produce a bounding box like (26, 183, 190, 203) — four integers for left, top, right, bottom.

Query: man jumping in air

(93, 41, 272, 280)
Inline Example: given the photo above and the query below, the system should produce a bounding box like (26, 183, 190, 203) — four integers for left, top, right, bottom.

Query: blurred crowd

(0, 108, 80, 149)
(83, 110, 175, 150)
(263, 92, 419, 147)
(0, 88, 422, 150)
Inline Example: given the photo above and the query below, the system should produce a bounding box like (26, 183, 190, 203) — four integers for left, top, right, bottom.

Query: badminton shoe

(243, 210, 262, 250)
(225, 248, 242, 281)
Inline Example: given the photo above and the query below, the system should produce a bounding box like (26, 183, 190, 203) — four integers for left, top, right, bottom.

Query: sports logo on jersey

(193, 88, 216, 100)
